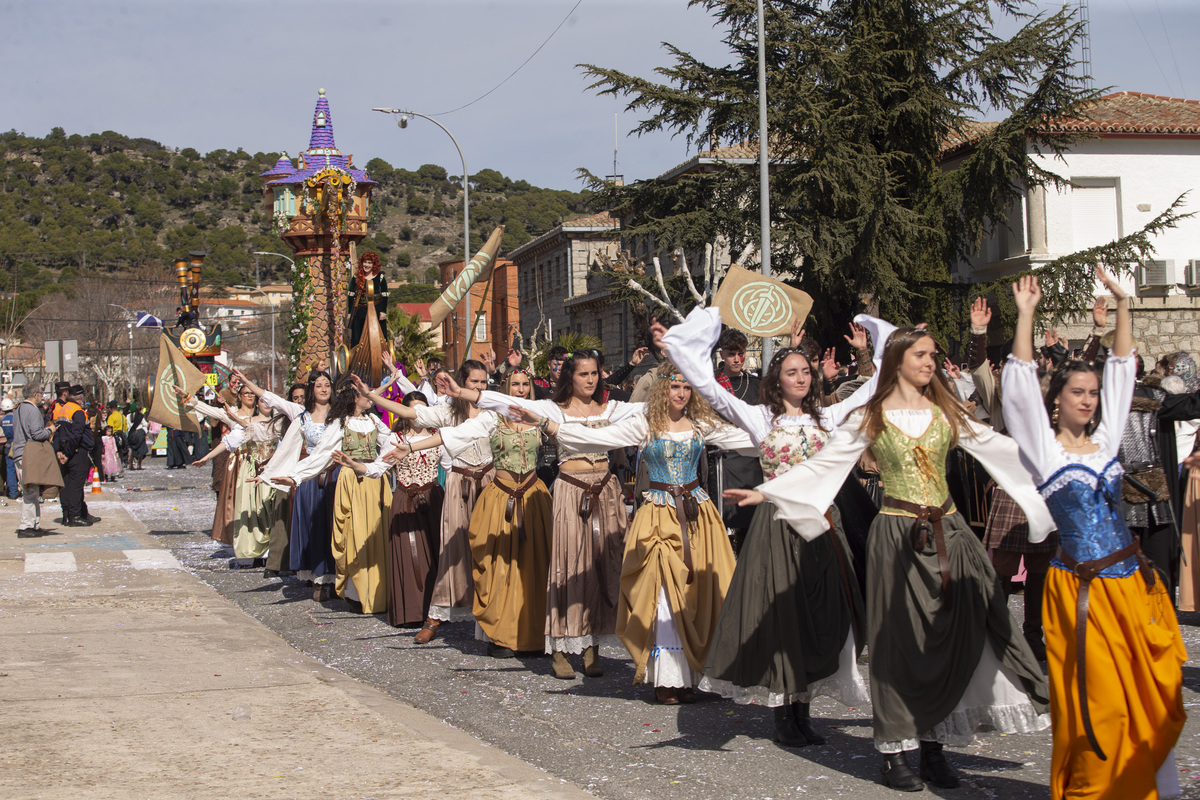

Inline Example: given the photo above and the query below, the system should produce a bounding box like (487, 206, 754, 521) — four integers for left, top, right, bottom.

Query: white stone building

(946, 91, 1200, 357)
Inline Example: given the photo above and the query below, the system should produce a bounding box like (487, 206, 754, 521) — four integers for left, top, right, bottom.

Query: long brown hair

(758, 347, 826, 430)
(646, 360, 723, 436)
(450, 360, 486, 424)
(859, 328, 971, 446)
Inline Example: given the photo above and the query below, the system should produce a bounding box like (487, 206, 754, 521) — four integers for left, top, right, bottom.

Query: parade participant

(524, 360, 753, 701)
(658, 309, 890, 744)
(126, 408, 148, 471)
(729, 327, 1054, 792)
(356, 361, 492, 635)
(381, 391, 443, 628)
(1003, 271, 1185, 800)
(185, 383, 253, 546)
(348, 251, 389, 348)
(442, 350, 644, 679)
(711, 327, 762, 546)
(101, 426, 122, 482)
(532, 346, 567, 399)
(397, 368, 551, 655)
(54, 385, 98, 527)
(180, 385, 285, 566)
(271, 379, 395, 614)
(241, 369, 335, 588)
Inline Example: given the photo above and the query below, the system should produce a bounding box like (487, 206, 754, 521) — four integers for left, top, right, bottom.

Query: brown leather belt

(557, 470, 618, 607)
(452, 464, 493, 502)
(884, 496, 954, 605)
(648, 478, 699, 584)
(1055, 540, 1154, 761)
(493, 471, 538, 541)
(397, 480, 437, 592)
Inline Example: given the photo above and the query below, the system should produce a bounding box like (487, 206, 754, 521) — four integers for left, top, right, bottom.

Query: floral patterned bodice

(759, 423, 830, 480)
(342, 426, 377, 462)
(642, 431, 710, 508)
(394, 432, 439, 487)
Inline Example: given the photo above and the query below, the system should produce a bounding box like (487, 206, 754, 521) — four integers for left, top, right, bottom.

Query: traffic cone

(89, 468, 103, 494)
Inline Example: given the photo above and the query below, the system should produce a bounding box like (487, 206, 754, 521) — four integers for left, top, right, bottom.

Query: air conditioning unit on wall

(1185, 260, 1200, 287)
(1137, 259, 1176, 289)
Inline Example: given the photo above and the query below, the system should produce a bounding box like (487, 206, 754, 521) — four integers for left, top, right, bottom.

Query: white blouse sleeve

(361, 417, 396, 480)
(702, 422, 760, 456)
(1094, 353, 1138, 459)
(958, 418, 1056, 543)
(757, 415, 873, 541)
(288, 421, 344, 484)
(476, 391, 559, 421)
(260, 391, 304, 421)
(662, 306, 772, 443)
(556, 416, 649, 453)
(188, 398, 244, 429)
(413, 403, 455, 431)
(1000, 356, 1059, 481)
(438, 412, 499, 459)
(222, 426, 247, 451)
(257, 418, 306, 491)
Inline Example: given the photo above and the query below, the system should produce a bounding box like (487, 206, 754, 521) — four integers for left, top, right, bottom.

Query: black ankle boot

(1023, 570, 1048, 662)
(919, 740, 960, 788)
(773, 705, 807, 747)
(792, 702, 826, 745)
(880, 752, 923, 792)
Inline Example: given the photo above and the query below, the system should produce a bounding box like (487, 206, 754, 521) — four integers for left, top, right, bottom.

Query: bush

(396, 252, 412, 268)
(421, 232, 443, 247)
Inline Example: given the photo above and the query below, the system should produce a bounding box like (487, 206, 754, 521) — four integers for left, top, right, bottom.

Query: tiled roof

(941, 92, 1200, 156)
(267, 89, 375, 188)
(199, 298, 260, 308)
(658, 140, 760, 180)
(259, 154, 296, 179)
(563, 210, 620, 228)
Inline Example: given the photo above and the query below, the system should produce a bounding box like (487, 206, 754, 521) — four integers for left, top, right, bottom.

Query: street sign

(44, 340, 79, 376)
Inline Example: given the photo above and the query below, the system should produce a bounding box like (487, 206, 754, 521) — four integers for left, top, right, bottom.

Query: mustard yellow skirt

(1044, 566, 1186, 800)
(332, 469, 392, 614)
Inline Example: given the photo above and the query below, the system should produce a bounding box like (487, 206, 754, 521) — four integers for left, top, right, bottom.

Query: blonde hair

(646, 360, 723, 436)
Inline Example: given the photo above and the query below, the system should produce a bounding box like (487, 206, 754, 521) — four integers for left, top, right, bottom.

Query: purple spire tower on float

(261, 88, 376, 378)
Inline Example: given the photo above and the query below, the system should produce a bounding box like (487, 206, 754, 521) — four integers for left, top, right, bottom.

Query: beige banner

(712, 263, 813, 337)
(427, 225, 506, 330)
(148, 335, 209, 434)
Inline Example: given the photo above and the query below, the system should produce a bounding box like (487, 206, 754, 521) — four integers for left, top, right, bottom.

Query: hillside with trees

(0, 126, 591, 307)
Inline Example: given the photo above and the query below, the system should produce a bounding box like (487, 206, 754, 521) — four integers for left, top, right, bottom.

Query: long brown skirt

(619, 499, 735, 684)
(209, 452, 239, 546)
(387, 482, 443, 627)
(429, 466, 495, 621)
(470, 477, 552, 652)
(547, 467, 627, 652)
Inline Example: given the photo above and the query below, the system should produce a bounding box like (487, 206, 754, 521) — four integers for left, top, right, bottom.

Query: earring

(1052, 404, 1059, 426)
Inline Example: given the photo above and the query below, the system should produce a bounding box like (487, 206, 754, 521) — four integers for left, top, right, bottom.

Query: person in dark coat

(54, 386, 99, 526)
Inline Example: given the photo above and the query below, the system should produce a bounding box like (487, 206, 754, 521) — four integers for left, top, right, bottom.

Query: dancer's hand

(649, 318, 669, 353)
(413, 358, 427, 379)
(821, 348, 839, 382)
(943, 358, 961, 380)
(969, 296, 991, 328)
(790, 319, 805, 349)
(381, 353, 399, 377)
(506, 348, 523, 368)
(1096, 265, 1127, 301)
(723, 488, 765, 507)
(480, 347, 496, 372)
(436, 372, 462, 398)
(1012, 274, 1041, 314)
(629, 346, 649, 366)
(510, 406, 541, 425)
(844, 321, 867, 351)
(350, 374, 371, 397)
(1044, 327, 1059, 349)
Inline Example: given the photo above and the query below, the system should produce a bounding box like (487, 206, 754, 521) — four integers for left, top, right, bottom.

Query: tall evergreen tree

(581, 0, 1188, 343)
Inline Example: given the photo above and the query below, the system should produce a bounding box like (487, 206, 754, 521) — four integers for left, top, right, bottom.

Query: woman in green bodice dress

(728, 327, 1055, 793)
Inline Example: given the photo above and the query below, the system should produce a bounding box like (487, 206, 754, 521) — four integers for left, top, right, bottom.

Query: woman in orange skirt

(1003, 269, 1186, 800)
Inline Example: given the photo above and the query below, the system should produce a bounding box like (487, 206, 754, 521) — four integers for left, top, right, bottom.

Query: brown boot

(312, 583, 335, 602)
(551, 651, 575, 679)
(582, 645, 603, 677)
(414, 619, 440, 644)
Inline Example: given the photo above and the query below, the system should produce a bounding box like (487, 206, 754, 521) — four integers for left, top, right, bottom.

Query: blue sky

(3, 0, 1196, 190)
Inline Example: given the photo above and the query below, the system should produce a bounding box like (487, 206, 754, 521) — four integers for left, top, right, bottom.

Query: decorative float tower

(262, 88, 375, 378)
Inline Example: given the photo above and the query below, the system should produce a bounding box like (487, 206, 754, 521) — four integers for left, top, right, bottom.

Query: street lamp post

(371, 107, 471, 361)
(756, 0, 774, 370)
(109, 304, 134, 401)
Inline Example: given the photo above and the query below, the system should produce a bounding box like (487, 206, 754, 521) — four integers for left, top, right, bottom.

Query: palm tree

(387, 306, 443, 370)
(531, 331, 604, 376)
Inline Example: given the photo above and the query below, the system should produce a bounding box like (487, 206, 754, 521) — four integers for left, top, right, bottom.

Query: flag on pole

(148, 335, 208, 434)
(136, 312, 163, 328)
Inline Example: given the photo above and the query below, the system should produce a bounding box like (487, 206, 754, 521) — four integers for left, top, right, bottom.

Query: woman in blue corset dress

(524, 360, 756, 703)
(1003, 270, 1185, 800)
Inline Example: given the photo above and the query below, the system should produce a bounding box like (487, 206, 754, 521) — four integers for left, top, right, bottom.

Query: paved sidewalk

(0, 496, 593, 800)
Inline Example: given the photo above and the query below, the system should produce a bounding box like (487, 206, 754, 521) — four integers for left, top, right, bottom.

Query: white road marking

(123, 549, 181, 570)
(25, 552, 77, 573)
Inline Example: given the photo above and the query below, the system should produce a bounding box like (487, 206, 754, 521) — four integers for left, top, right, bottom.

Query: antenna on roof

(606, 112, 623, 187)
(1078, 0, 1094, 91)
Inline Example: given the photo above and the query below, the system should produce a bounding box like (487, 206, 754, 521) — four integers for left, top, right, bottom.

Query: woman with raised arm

(1002, 270, 1185, 800)
(727, 326, 1054, 792)
(389, 369, 550, 656)
(657, 309, 891, 746)
(357, 360, 494, 643)
(521, 360, 753, 702)
(178, 384, 286, 567)
(246, 368, 338, 595)
(271, 379, 395, 614)
(438, 350, 643, 679)
(382, 391, 443, 627)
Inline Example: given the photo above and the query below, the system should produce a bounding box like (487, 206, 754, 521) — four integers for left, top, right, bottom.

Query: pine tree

(581, 0, 1190, 343)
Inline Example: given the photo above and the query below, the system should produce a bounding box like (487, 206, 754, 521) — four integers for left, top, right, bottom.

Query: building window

(1071, 180, 1120, 251)
(475, 313, 487, 342)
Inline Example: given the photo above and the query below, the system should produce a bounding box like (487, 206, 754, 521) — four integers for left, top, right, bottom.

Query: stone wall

(1057, 295, 1200, 362)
